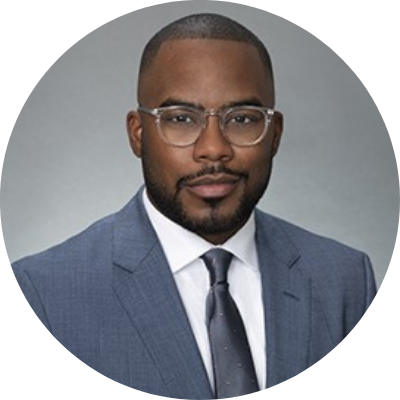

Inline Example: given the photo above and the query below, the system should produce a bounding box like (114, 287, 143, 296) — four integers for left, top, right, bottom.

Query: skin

(127, 39, 283, 244)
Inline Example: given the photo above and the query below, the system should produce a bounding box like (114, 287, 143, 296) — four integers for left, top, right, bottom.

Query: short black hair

(138, 13, 274, 101)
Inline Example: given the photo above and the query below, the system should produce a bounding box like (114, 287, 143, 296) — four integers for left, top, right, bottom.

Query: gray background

(1, 1, 398, 287)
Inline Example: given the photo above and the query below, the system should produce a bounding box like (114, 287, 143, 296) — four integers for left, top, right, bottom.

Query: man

(12, 13, 376, 399)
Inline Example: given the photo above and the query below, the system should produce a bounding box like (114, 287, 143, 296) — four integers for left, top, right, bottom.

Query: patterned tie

(202, 249, 259, 398)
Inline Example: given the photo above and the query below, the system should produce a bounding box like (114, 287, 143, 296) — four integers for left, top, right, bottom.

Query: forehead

(138, 39, 273, 108)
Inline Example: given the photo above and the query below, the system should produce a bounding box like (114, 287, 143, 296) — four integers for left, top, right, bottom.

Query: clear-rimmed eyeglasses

(138, 105, 275, 147)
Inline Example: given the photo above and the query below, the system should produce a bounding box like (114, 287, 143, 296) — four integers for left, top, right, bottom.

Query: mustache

(177, 165, 249, 189)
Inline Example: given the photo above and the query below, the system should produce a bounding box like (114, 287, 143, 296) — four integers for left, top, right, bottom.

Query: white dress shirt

(143, 190, 266, 390)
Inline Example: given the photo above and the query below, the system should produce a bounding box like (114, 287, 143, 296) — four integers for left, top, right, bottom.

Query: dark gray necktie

(202, 249, 259, 399)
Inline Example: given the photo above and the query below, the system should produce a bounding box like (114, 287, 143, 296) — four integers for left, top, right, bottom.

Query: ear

(126, 110, 143, 158)
(271, 111, 283, 157)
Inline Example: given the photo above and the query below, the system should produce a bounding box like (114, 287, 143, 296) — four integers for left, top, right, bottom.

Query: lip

(184, 174, 241, 199)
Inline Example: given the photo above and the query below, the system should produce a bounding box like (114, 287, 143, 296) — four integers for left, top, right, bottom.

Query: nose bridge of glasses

(194, 109, 234, 159)
(202, 109, 226, 132)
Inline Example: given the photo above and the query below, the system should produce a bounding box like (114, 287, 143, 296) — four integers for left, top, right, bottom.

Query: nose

(192, 115, 234, 162)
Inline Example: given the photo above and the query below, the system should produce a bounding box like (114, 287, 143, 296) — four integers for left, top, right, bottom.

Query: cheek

(142, 132, 194, 184)
(236, 146, 272, 179)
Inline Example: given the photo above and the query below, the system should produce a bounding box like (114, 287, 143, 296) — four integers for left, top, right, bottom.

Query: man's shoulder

(12, 191, 150, 272)
(256, 209, 366, 257)
(12, 212, 117, 275)
(255, 209, 376, 304)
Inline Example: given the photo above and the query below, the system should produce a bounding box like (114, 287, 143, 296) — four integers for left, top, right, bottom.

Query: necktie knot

(201, 249, 233, 285)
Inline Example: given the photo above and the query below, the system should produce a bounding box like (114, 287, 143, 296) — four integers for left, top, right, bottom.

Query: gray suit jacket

(12, 189, 376, 399)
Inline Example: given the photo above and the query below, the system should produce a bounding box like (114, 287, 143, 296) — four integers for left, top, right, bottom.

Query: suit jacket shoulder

(253, 209, 376, 386)
(12, 192, 214, 398)
(12, 211, 118, 329)
(255, 209, 376, 309)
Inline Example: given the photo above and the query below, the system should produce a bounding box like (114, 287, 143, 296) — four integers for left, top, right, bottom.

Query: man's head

(127, 13, 283, 244)
(137, 13, 275, 104)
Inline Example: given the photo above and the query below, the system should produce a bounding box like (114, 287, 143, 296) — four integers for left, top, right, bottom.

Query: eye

(225, 111, 261, 126)
(170, 114, 194, 124)
(232, 115, 252, 124)
(162, 110, 199, 126)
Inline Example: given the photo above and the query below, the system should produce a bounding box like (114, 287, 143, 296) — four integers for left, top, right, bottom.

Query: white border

(1, 1, 399, 399)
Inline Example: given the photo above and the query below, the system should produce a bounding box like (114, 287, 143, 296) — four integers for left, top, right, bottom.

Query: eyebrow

(159, 98, 203, 109)
(158, 97, 264, 109)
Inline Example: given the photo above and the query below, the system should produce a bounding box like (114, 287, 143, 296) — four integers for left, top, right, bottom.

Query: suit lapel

(112, 192, 212, 399)
(255, 211, 311, 388)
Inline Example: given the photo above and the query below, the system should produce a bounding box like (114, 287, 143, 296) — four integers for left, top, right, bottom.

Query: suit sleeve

(363, 254, 377, 310)
(13, 263, 52, 332)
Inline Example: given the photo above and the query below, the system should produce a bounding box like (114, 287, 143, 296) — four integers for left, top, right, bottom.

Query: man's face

(128, 39, 283, 244)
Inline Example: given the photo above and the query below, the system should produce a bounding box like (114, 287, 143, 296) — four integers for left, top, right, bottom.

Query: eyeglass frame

(137, 104, 275, 148)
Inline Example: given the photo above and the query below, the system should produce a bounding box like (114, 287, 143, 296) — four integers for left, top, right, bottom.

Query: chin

(178, 202, 251, 237)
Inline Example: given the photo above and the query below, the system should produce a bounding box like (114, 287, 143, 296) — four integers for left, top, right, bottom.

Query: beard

(141, 152, 272, 240)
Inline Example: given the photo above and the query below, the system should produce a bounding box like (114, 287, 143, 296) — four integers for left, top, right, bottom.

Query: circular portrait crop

(1, 1, 398, 399)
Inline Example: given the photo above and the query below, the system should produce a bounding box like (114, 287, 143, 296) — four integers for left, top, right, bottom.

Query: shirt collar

(143, 189, 258, 274)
